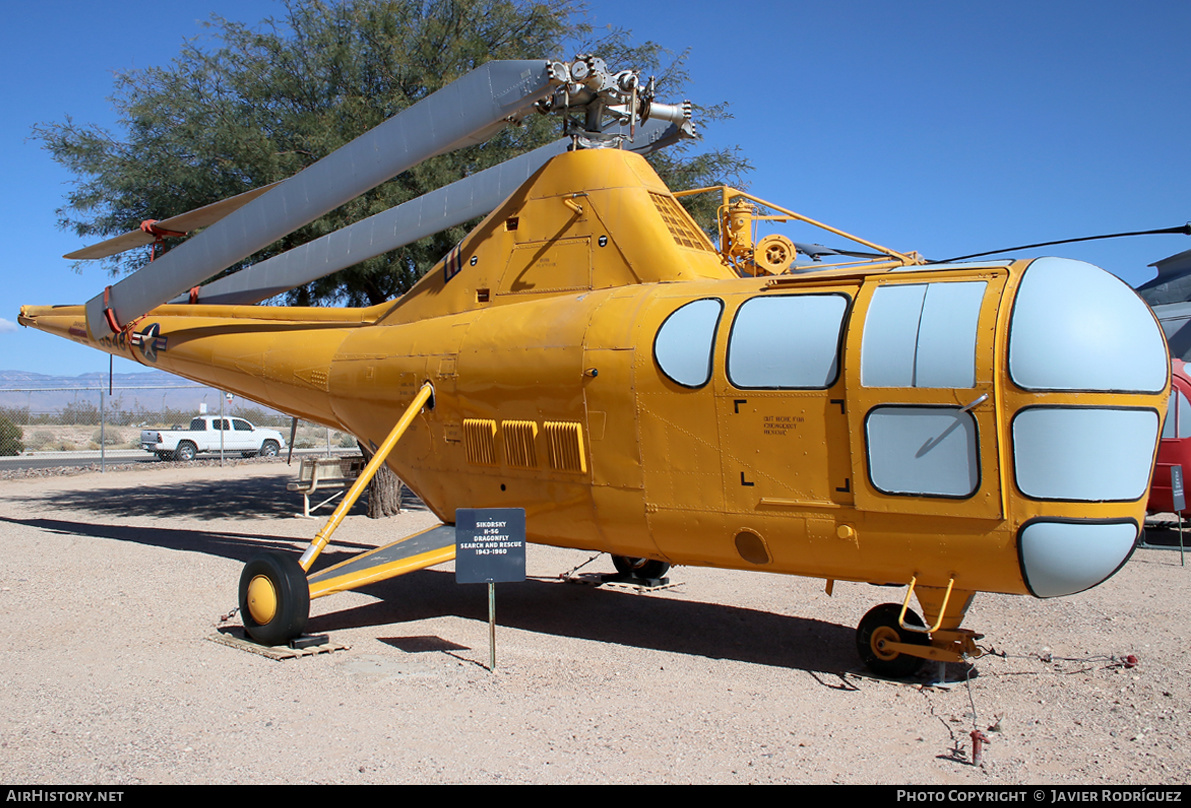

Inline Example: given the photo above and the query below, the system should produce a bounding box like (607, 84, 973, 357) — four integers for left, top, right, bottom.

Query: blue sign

(455, 508, 526, 584)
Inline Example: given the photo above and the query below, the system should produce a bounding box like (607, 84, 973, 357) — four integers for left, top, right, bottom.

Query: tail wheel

(238, 553, 309, 646)
(856, 603, 930, 679)
(611, 555, 670, 579)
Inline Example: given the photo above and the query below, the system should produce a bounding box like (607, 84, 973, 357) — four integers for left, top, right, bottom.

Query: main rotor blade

(174, 118, 692, 307)
(64, 182, 284, 260)
(84, 60, 561, 336)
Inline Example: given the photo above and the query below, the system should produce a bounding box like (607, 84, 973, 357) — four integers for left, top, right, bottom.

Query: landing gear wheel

(856, 603, 930, 679)
(238, 552, 310, 646)
(611, 555, 670, 579)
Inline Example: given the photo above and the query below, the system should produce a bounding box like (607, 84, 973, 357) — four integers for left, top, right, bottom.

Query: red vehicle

(1148, 358, 1191, 513)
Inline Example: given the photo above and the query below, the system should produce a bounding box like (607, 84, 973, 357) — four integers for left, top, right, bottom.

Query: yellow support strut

(298, 383, 434, 572)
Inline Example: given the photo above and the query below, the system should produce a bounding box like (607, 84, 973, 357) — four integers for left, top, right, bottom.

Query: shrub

(91, 428, 122, 446)
(29, 430, 56, 449)
(0, 416, 23, 455)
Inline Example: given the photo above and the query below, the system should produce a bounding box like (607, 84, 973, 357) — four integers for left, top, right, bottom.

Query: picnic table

(287, 455, 369, 518)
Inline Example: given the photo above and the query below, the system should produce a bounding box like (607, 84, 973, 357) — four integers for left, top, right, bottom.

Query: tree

(33, 0, 751, 515)
(34, 0, 750, 307)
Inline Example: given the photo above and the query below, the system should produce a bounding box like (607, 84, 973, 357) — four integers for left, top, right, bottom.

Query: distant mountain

(0, 368, 182, 387)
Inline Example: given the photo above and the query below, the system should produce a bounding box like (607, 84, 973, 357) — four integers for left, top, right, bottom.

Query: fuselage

(20, 148, 1169, 603)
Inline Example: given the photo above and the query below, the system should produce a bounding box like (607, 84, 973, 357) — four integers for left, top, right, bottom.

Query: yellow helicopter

(19, 56, 1170, 677)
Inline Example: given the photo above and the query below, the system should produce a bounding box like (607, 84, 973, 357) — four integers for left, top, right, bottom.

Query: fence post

(99, 388, 106, 473)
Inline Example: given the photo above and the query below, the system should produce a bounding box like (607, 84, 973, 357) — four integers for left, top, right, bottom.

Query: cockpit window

(1013, 406, 1158, 501)
(1008, 258, 1166, 393)
(726, 294, 849, 389)
(653, 298, 723, 388)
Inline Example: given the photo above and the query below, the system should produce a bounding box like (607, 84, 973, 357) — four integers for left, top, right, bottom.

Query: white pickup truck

(141, 415, 287, 461)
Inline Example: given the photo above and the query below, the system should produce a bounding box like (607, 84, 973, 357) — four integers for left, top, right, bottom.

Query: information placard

(455, 508, 526, 584)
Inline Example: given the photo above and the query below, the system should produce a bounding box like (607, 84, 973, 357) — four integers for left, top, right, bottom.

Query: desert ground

(0, 460, 1187, 785)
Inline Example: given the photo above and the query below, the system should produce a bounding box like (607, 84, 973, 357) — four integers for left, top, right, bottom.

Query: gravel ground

(0, 462, 1188, 785)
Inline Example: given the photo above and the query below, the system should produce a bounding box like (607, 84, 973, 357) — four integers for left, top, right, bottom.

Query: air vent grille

(502, 420, 538, 468)
(544, 421, 586, 473)
(462, 419, 498, 465)
(649, 192, 714, 252)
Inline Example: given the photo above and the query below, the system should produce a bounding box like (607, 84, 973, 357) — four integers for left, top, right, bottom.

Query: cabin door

(713, 288, 858, 513)
(843, 272, 1008, 521)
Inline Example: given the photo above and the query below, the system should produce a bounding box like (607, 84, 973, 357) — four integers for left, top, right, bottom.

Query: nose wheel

(239, 553, 310, 646)
(856, 603, 930, 678)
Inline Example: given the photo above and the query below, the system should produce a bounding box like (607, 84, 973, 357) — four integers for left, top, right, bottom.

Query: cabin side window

(653, 298, 723, 388)
(726, 294, 849, 389)
(861, 281, 986, 388)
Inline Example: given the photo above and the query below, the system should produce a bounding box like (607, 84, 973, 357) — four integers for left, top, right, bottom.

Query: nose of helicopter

(1007, 257, 1168, 597)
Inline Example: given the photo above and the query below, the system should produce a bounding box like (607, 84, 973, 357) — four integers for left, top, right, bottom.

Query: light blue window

(866, 407, 979, 497)
(1013, 407, 1159, 501)
(861, 281, 986, 388)
(653, 298, 723, 388)
(1009, 257, 1166, 393)
(727, 294, 848, 389)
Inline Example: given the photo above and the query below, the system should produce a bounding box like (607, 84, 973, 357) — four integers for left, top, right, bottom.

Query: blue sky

(3, 0, 1189, 375)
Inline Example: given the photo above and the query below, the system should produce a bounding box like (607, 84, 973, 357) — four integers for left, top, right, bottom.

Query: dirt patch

(0, 463, 1187, 784)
